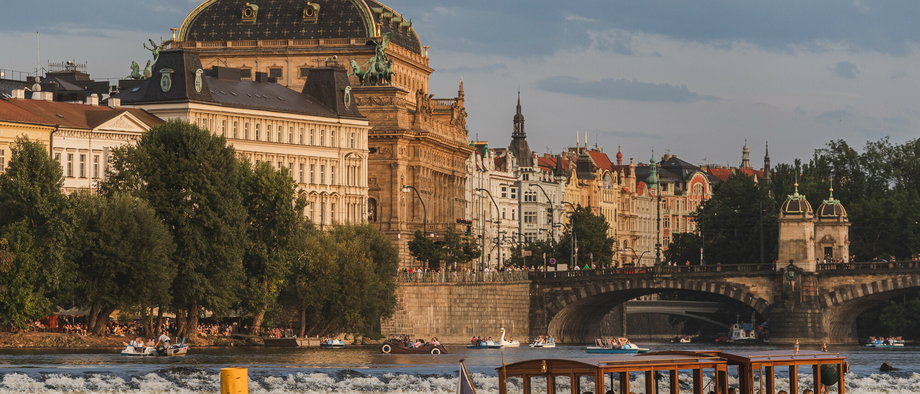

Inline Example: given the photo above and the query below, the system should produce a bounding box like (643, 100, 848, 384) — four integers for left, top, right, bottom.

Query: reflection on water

(0, 344, 918, 393)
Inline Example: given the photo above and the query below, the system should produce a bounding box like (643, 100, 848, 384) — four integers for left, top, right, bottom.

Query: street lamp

(476, 188, 501, 267)
(529, 184, 555, 244)
(401, 185, 427, 234)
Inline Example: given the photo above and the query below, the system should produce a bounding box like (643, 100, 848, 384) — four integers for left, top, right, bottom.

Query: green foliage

(879, 296, 920, 336)
(698, 172, 777, 265)
(68, 193, 175, 334)
(522, 239, 556, 268)
(101, 120, 247, 334)
(238, 162, 305, 332)
(281, 224, 398, 336)
(770, 137, 920, 259)
(665, 233, 703, 265)
(408, 227, 480, 270)
(555, 206, 615, 267)
(0, 138, 73, 329)
(408, 230, 438, 269)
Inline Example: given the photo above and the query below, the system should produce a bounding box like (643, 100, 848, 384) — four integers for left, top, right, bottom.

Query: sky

(1, 0, 919, 166)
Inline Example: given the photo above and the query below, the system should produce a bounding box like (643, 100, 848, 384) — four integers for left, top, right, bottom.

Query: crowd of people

(867, 336, 905, 346)
(23, 317, 294, 339)
(397, 335, 440, 348)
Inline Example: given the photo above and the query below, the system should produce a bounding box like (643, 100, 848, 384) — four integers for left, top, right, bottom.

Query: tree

(69, 193, 175, 335)
(522, 239, 556, 268)
(698, 172, 777, 265)
(665, 233, 703, 265)
(0, 138, 73, 330)
(101, 120, 248, 338)
(555, 206, 615, 267)
(279, 221, 332, 337)
(408, 230, 438, 269)
(438, 226, 481, 271)
(239, 162, 305, 334)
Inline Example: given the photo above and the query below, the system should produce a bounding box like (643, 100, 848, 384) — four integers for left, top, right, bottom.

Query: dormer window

(303, 2, 320, 23)
(241, 2, 259, 24)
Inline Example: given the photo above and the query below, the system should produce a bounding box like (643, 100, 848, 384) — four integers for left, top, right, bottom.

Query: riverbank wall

(381, 280, 531, 344)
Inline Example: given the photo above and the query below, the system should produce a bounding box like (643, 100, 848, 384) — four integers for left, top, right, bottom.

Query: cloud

(564, 14, 597, 24)
(587, 29, 637, 55)
(833, 61, 860, 79)
(817, 108, 853, 123)
(535, 76, 717, 103)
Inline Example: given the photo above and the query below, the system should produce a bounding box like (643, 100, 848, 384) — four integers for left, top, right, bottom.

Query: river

(0, 343, 917, 393)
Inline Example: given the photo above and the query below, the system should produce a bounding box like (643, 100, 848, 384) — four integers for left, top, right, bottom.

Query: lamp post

(401, 185, 427, 234)
(530, 184, 555, 244)
(563, 201, 577, 268)
(476, 188, 501, 267)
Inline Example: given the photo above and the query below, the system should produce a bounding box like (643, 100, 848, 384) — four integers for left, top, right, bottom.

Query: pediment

(95, 112, 151, 133)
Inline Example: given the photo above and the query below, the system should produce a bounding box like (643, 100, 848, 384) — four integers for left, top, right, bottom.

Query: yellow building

(0, 98, 54, 172)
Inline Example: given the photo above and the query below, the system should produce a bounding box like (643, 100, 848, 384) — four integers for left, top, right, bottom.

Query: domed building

(777, 183, 850, 272)
(814, 186, 850, 264)
(172, 0, 473, 266)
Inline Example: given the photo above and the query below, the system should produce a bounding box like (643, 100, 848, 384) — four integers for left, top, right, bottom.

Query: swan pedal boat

(499, 328, 520, 348)
(121, 344, 189, 356)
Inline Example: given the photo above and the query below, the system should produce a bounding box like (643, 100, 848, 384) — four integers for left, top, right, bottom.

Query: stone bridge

(529, 261, 920, 344)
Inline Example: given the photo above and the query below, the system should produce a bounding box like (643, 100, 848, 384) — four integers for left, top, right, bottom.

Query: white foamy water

(3, 371, 920, 393)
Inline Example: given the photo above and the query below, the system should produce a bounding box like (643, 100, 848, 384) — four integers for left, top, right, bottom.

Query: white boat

(729, 322, 757, 342)
(121, 344, 189, 356)
(320, 339, 346, 348)
(529, 336, 557, 348)
(499, 328, 520, 347)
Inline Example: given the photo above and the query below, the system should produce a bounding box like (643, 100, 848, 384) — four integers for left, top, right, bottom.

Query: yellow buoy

(220, 368, 249, 394)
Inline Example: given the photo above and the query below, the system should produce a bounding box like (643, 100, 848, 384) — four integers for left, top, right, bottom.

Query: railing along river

(396, 270, 530, 283)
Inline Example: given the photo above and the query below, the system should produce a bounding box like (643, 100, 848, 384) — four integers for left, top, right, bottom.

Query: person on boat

(413, 339, 423, 348)
(547, 336, 554, 344)
(430, 337, 440, 346)
(129, 337, 145, 352)
(155, 331, 171, 349)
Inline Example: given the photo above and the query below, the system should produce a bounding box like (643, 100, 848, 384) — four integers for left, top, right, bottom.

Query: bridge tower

(814, 184, 850, 262)
(777, 183, 816, 271)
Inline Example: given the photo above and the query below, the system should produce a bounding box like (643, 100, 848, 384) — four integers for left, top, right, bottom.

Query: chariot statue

(349, 33, 394, 86)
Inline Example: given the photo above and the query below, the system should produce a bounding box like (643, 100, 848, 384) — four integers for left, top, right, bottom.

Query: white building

(117, 50, 371, 226)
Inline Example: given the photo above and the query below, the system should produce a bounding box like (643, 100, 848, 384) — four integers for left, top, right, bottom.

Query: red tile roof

(0, 99, 162, 129)
(707, 167, 733, 182)
(588, 150, 613, 171)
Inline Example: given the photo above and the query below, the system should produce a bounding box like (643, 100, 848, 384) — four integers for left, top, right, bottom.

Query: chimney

(32, 91, 53, 101)
(11, 89, 25, 99)
(84, 95, 99, 106)
(108, 97, 121, 107)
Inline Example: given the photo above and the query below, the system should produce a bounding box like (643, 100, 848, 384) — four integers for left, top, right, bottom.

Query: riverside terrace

(390, 261, 920, 344)
(496, 350, 848, 394)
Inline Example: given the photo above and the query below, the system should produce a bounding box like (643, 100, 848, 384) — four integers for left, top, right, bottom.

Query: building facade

(117, 50, 370, 227)
(778, 184, 850, 272)
(0, 93, 161, 192)
(173, 0, 472, 265)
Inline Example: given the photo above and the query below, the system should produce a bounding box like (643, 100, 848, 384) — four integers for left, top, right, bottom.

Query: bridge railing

(817, 260, 920, 272)
(396, 270, 531, 283)
(531, 263, 776, 280)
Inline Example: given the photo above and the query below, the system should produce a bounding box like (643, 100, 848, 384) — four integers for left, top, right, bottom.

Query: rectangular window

(299, 67, 310, 78)
(66, 154, 73, 177)
(288, 127, 294, 144)
(268, 67, 283, 78)
(233, 121, 239, 138)
(299, 128, 304, 144)
(524, 211, 537, 224)
(319, 165, 325, 184)
(278, 130, 282, 143)
(501, 186, 507, 198)
(79, 154, 86, 178)
(255, 124, 261, 141)
(330, 203, 336, 224)
(244, 123, 250, 139)
(310, 164, 316, 184)
(319, 130, 325, 146)
(511, 187, 517, 199)
(330, 165, 336, 185)
(220, 120, 227, 137)
(0, 148, 4, 172)
(310, 129, 315, 145)
(266, 124, 272, 141)
(298, 163, 305, 183)
(350, 132, 355, 148)
(330, 130, 336, 147)
(93, 155, 100, 179)
(278, 161, 283, 170)
(240, 68, 252, 80)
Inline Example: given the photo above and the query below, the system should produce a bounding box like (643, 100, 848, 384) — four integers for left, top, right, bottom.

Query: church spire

(509, 90, 531, 169)
(763, 141, 771, 185)
(741, 139, 752, 169)
(512, 90, 525, 137)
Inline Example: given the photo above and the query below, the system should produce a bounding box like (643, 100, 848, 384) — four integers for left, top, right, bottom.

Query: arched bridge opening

(538, 278, 770, 344)
(820, 276, 920, 343)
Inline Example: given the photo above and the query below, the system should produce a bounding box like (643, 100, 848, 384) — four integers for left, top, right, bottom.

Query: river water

(0, 343, 917, 393)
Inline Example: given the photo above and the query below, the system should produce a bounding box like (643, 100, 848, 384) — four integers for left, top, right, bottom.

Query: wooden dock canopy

(496, 350, 847, 394)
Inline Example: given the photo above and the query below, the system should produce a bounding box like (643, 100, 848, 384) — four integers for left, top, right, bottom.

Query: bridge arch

(820, 276, 920, 341)
(540, 278, 770, 343)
